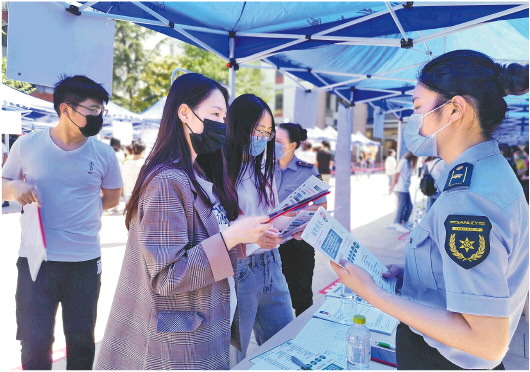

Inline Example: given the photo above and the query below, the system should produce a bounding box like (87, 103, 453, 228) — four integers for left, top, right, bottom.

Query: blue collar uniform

(401, 140, 529, 369)
(275, 156, 328, 205)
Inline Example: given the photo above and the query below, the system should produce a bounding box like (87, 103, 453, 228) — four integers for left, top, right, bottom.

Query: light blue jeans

(235, 249, 294, 362)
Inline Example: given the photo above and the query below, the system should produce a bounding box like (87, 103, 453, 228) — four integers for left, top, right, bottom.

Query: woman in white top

(121, 141, 146, 203)
(389, 151, 418, 233)
(224, 94, 295, 362)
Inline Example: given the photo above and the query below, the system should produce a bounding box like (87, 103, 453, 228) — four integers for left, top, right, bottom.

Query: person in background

(2, 140, 9, 207)
(316, 140, 334, 184)
(275, 123, 327, 316)
(224, 94, 294, 362)
(423, 156, 445, 211)
(2, 75, 122, 369)
(333, 50, 528, 370)
(96, 74, 271, 370)
(121, 141, 146, 203)
(123, 144, 134, 162)
(384, 149, 397, 189)
(296, 141, 316, 165)
(389, 151, 417, 233)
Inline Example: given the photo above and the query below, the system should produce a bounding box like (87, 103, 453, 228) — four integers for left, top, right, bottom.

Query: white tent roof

(1, 83, 55, 113)
(106, 101, 143, 121)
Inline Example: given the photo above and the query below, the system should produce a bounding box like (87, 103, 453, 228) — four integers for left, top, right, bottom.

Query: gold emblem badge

(449, 234, 485, 262)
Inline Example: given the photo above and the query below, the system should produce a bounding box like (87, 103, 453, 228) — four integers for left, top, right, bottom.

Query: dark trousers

(396, 323, 505, 370)
(394, 191, 413, 225)
(279, 239, 315, 316)
(16, 257, 101, 370)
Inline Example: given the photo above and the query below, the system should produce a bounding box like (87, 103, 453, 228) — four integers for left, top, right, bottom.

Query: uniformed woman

(275, 123, 327, 316)
(331, 50, 529, 370)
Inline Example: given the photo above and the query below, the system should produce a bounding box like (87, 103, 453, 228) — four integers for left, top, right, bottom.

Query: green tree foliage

(2, 57, 35, 93)
(111, 21, 155, 111)
(134, 43, 271, 112)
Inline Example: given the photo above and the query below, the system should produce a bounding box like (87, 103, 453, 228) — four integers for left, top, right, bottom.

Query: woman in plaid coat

(95, 74, 272, 370)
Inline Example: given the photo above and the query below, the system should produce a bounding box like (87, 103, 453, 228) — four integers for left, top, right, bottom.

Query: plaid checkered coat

(95, 167, 245, 370)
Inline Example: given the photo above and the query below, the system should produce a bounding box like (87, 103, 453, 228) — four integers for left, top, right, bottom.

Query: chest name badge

(444, 215, 491, 269)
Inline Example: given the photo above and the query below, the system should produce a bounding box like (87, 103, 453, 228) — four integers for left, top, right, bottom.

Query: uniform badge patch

(444, 215, 491, 269)
(296, 160, 313, 168)
(316, 174, 323, 181)
(443, 162, 473, 191)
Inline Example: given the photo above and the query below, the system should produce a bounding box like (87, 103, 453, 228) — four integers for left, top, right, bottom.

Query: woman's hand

(222, 216, 272, 250)
(256, 228, 282, 249)
(330, 260, 378, 299)
(382, 264, 404, 279)
(383, 263, 404, 294)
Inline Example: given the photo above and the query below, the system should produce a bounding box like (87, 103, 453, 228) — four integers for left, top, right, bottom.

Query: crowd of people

(1, 49, 528, 370)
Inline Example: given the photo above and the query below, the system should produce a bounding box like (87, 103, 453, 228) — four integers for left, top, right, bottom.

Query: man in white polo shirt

(2, 75, 122, 369)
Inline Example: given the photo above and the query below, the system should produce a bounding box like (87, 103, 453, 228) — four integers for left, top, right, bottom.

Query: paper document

(313, 297, 399, 335)
(293, 318, 349, 366)
(324, 282, 370, 307)
(268, 176, 331, 221)
(277, 210, 316, 243)
(249, 339, 343, 370)
(21, 203, 47, 281)
(301, 207, 396, 294)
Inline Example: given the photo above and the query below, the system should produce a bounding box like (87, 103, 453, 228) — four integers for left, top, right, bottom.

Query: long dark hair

(418, 50, 528, 139)
(279, 123, 308, 149)
(225, 94, 276, 208)
(125, 73, 238, 229)
(403, 151, 418, 169)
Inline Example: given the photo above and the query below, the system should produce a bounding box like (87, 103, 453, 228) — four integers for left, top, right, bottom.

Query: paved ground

(1, 173, 527, 370)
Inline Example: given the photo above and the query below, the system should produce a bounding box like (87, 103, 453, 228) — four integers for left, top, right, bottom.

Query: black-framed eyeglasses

(67, 102, 108, 117)
(253, 128, 275, 142)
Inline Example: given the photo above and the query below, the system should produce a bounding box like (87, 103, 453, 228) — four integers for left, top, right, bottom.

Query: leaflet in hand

(277, 210, 316, 243)
(301, 207, 396, 294)
(21, 203, 47, 281)
(267, 176, 331, 221)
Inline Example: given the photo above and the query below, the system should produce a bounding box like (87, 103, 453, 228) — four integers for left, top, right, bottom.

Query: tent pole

(228, 36, 236, 103)
(78, 1, 99, 12)
(312, 77, 366, 92)
(334, 91, 354, 231)
(397, 119, 402, 158)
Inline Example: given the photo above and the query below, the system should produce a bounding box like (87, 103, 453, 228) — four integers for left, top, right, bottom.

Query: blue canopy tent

(64, 1, 528, 229)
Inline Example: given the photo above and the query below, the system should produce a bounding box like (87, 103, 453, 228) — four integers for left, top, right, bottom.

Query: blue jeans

(235, 249, 294, 362)
(394, 191, 413, 224)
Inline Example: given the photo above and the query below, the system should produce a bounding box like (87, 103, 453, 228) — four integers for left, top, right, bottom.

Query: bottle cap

(353, 315, 366, 324)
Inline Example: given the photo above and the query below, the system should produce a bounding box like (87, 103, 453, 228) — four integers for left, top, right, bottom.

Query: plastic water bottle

(347, 315, 371, 369)
(340, 284, 357, 325)
(413, 207, 425, 228)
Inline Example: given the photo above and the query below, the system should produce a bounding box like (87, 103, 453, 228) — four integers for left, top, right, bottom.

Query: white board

(0, 111, 22, 134)
(7, 2, 115, 94)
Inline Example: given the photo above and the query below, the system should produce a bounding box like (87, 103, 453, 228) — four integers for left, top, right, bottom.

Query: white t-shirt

(195, 173, 236, 325)
(2, 129, 122, 261)
(122, 157, 145, 198)
(394, 158, 412, 192)
(385, 155, 397, 176)
(236, 164, 279, 256)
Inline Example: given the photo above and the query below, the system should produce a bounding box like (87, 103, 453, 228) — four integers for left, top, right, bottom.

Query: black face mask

(186, 111, 226, 154)
(67, 109, 103, 137)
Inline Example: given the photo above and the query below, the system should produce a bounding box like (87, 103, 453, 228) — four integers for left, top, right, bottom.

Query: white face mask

(403, 101, 452, 157)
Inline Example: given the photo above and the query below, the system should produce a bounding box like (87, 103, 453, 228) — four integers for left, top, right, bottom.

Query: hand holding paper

(301, 207, 396, 295)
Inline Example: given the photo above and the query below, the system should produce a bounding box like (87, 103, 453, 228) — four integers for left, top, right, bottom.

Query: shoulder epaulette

(296, 161, 314, 168)
(443, 162, 473, 191)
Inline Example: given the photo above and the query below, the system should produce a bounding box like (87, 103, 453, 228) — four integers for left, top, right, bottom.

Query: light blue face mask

(275, 142, 286, 160)
(249, 136, 268, 157)
(403, 101, 452, 157)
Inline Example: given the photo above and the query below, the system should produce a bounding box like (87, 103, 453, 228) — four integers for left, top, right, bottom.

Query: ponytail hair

(278, 123, 308, 149)
(418, 50, 528, 139)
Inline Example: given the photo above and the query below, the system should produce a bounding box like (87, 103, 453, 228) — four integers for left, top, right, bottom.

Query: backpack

(420, 159, 442, 196)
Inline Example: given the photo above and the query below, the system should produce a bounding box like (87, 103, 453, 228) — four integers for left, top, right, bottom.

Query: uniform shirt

(2, 129, 122, 262)
(393, 158, 412, 192)
(401, 140, 529, 369)
(195, 173, 236, 325)
(275, 155, 327, 206)
(236, 163, 279, 256)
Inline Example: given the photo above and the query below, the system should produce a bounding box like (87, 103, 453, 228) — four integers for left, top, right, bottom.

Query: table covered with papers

(233, 284, 398, 370)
